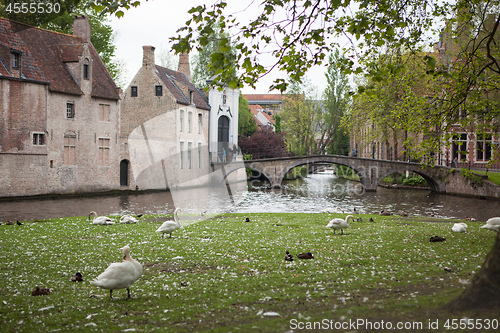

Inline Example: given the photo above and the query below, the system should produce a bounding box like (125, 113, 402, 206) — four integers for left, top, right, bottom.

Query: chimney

(142, 45, 156, 68)
(178, 52, 191, 81)
(73, 15, 91, 42)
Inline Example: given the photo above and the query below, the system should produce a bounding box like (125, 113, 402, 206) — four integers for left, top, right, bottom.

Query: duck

(119, 215, 138, 224)
(356, 217, 363, 222)
(89, 211, 115, 225)
(156, 208, 181, 238)
(5, 220, 14, 225)
(285, 251, 293, 261)
(451, 222, 468, 233)
(90, 245, 143, 300)
(70, 272, 83, 282)
(245, 217, 250, 222)
(380, 210, 392, 216)
(398, 210, 408, 217)
(326, 215, 354, 235)
(353, 208, 358, 214)
(369, 217, 374, 222)
(480, 217, 500, 232)
(297, 252, 314, 259)
(430, 235, 446, 242)
(31, 286, 51, 296)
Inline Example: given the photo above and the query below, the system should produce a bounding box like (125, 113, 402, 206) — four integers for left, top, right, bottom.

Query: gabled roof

(155, 65, 210, 110)
(0, 18, 119, 100)
(249, 104, 275, 128)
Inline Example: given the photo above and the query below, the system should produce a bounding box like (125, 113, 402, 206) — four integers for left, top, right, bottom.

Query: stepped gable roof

(155, 65, 210, 111)
(0, 18, 119, 100)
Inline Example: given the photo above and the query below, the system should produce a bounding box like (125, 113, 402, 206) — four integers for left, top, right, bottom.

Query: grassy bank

(0, 213, 498, 332)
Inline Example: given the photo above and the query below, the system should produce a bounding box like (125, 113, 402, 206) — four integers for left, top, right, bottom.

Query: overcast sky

(108, 0, 330, 95)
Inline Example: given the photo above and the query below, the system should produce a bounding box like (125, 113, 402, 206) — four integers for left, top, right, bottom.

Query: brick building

(120, 46, 215, 190)
(0, 16, 121, 197)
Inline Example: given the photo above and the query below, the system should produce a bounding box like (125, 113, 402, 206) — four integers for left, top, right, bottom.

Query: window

(198, 114, 202, 134)
(222, 91, 227, 105)
(188, 112, 192, 133)
(131, 86, 138, 97)
(83, 64, 89, 79)
(98, 138, 110, 166)
(179, 110, 184, 132)
(99, 104, 110, 122)
(11, 51, 20, 69)
(187, 142, 192, 169)
(452, 133, 468, 162)
(33, 133, 45, 145)
(198, 142, 202, 168)
(179, 142, 184, 169)
(189, 91, 194, 104)
(476, 133, 492, 162)
(66, 102, 75, 118)
(64, 133, 76, 165)
(155, 85, 162, 96)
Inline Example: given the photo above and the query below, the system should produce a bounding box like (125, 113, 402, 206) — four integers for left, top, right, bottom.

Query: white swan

(156, 208, 181, 238)
(90, 245, 143, 299)
(451, 222, 468, 233)
(89, 211, 115, 225)
(120, 215, 138, 224)
(480, 217, 500, 232)
(326, 215, 354, 235)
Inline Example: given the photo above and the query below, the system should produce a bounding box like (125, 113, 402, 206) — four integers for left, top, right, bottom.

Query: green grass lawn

(0, 213, 498, 332)
(474, 170, 500, 185)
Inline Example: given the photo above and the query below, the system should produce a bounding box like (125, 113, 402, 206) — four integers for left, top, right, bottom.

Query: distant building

(0, 16, 121, 197)
(249, 104, 275, 130)
(243, 94, 284, 116)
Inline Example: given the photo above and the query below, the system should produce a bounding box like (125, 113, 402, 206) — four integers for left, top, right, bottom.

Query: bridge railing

(241, 146, 294, 160)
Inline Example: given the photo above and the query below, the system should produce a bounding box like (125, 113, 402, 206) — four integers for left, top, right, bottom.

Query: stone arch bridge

(225, 155, 500, 198)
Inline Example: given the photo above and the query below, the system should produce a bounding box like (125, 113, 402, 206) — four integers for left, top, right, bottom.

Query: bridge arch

(378, 168, 440, 192)
(243, 155, 446, 192)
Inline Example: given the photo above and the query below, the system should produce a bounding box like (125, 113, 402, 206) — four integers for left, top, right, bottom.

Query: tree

(238, 95, 258, 138)
(239, 127, 287, 159)
(321, 49, 351, 155)
(281, 79, 322, 155)
(191, 26, 238, 88)
(0, 0, 81, 26)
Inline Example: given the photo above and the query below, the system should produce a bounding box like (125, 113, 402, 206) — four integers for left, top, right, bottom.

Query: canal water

(1, 173, 499, 222)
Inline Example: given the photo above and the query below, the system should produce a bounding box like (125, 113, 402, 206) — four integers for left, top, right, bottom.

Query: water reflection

(1, 173, 499, 221)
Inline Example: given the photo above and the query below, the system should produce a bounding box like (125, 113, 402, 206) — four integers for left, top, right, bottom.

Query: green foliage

(281, 79, 322, 155)
(322, 49, 351, 155)
(238, 95, 258, 137)
(0, 0, 81, 26)
(460, 168, 484, 186)
(0, 213, 495, 331)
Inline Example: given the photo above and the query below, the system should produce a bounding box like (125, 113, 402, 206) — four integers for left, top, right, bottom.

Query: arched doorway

(218, 116, 230, 161)
(120, 159, 129, 186)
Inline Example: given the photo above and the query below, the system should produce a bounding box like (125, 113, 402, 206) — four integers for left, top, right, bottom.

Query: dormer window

(83, 64, 89, 79)
(83, 59, 90, 79)
(189, 91, 194, 104)
(11, 50, 21, 69)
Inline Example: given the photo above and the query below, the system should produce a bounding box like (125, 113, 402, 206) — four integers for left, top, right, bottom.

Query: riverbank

(1, 213, 498, 332)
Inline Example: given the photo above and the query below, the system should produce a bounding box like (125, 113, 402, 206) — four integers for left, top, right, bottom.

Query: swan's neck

(174, 210, 181, 226)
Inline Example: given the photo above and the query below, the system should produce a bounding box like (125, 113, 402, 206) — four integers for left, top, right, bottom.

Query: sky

(108, 0, 330, 95)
